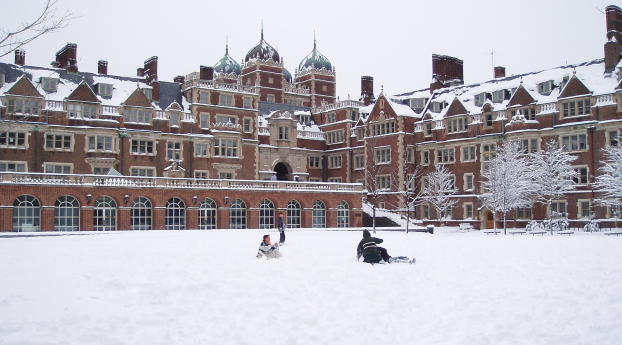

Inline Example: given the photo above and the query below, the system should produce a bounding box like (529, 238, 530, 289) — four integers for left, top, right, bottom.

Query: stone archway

(274, 162, 291, 181)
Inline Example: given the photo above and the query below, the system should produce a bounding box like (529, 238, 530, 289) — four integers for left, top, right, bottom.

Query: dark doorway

(274, 162, 290, 181)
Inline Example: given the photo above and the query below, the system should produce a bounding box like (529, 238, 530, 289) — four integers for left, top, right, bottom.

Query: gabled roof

(123, 88, 153, 108)
(6, 75, 43, 98)
(507, 84, 536, 107)
(66, 82, 100, 103)
(444, 97, 468, 116)
(559, 74, 592, 98)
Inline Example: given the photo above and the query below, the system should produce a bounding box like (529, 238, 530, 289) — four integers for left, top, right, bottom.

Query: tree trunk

(493, 212, 498, 234)
(406, 204, 410, 234)
(372, 206, 376, 234)
(503, 213, 507, 235)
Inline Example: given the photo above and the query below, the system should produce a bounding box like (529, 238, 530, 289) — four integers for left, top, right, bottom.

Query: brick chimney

(14, 49, 25, 66)
(430, 54, 463, 91)
(143, 56, 159, 101)
(360, 76, 375, 106)
(55, 43, 78, 72)
(174, 75, 185, 84)
(200, 66, 214, 80)
(604, 5, 622, 71)
(494, 66, 506, 79)
(98, 60, 108, 75)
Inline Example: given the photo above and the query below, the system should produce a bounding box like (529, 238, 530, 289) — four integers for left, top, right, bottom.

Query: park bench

(528, 231, 546, 236)
(483, 230, 500, 235)
(459, 223, 474, 232)
(509, 230, 526, 235)
(557, 231, 575, 236)
(604, 232, 622, 236)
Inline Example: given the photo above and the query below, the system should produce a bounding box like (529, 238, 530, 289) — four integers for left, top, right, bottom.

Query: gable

(444, 97, 468, 116)
(558, 75, 592, 98)
(166, 101, 182, 111)
(66, 82, 100, 103)
(123, 88, 153, 108)
(6, 76, 43, 98)
(507, 85, 536, 107)
(368, 95, 395, 121)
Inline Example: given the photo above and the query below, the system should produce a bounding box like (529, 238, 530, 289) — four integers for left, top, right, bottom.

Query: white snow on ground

(362, 202, 422, 229)
(1, 230, 621, 345)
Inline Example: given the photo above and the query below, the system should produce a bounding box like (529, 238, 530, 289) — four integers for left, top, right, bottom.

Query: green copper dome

(245, 29, 280, 63)
(283, 67, 292, 83)
(298, 40, 333, 72)
(214, 44, 241, 75)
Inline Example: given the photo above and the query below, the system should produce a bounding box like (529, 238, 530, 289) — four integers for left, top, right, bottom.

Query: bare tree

(421, 164, 457, 225)
(594, 146, 622, 228)
(0, 0, 72, 58)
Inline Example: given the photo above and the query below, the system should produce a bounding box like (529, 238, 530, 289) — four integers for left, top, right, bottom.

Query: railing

(434, 119, 444, 129)
(297, 130, 325, 140)
(495, 111, 507, 121)
(539, 102, 558, 114)
(45, 100, 64, 111)
(183, 79, 257, 94)
(471, 114, 481, 124)
(0, 172, 364, 193)
(101, 105, 120, 116)
(595, 94, 615, 106)
(211, 122, 242, 131)
(313, 100, 362, 113)
(284, 85, 310, 95)
(414, 123, 422, 132)
(155, 110, 167, 120)
(258, 127, 270, 135)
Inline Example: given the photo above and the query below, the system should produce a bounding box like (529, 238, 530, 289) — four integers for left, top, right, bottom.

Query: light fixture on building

(224, 196, 229, 205)
(192, 196, 198, 205)
(124, 195, 130, 204)
(86, 194, 92, 204)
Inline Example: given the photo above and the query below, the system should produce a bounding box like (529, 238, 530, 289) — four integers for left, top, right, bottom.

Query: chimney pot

(137, 68, 145, 77)
(174, 75, 185, 84)
(98, 60, 108, 75)
(55, 43, 78, 72)
(494, 66, 506, 79)
(14, 49, 25, 66)
(200, 66, 214, 81)
(360, 76, 375, 106)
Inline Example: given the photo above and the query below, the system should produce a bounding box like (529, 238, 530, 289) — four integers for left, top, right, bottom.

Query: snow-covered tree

(594, 146, 622, 223)
(479, 141, 534, 234)
(421, 164, 457, 224)
(530, 140, 578, 226)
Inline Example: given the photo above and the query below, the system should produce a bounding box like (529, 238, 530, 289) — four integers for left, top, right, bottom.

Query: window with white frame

(199, 198, 217, 230)
(97, 83, 113, 97)
(492, 90, 504, 103)
(299, 113, 311, 125)
(166, 141, 182, 161)
(463, 173, 474, 192)
(328, 177, 342, 182)
(165, 197, 186, 230)
(213, 138, 238, 157)
(562, 99, 591, 118)
(350, 110, 358, 121)
(0, 161, 26, 172)
(41, 77, 58, 93)
(194, 170, 209, 179)
(267, 94, 275, 103)
(13, 195, 41, 232)
(124, 108, 152, 124)
(354, 154, 364, 169)
(425, 122, 433, 136)
(516, 207, 532, 220)
(243, 97, 252, 109)
(309, 156, 321, 169)
(286, 200, 301, 228)
(474, 93, 487, 107)
(406, 146, 415, 163)
(375, 147, 391, 165)
(312, 200, 326, 228)
(44, 163, 71, 174)
(337, 201, 349, 227)
(328, 155, 342, 169)
(463, 203, 474, 219)
(437, 148, 455, 163)
(93, 196, 116, 231)
(481, 143, 496, 170)
(258, 199, 275, 229)
(372, 121, 396, 136)
(550, 200, 567, 217)
(199, 113, 210, 129)
(87, 135, 114, 152)
(462, 146, 476, 162)
(573, 166, 589, 185)
(278, 127, 289, 140)
(243, 118, 252, 133)
(130, 139, 155, 155)
(607, 130, 619, 147)
(421, 150, 430, 165)
(578, 200, 591, 219)
(375, 175, 391, 190)
(93, 167, 110, 175)
(511, 107, 536, 121)
(0, 131, 26, 149)
(169, 112, 181, 127)
(219, 172, 234, 179)
(215, 115, 236, 124)
(538, 81, 553, 95)
(447, 117, 467, 133)
(67, 102, 97, 119)
(560, 134, 587, 152)
(326, 130, 344, 144)
(327, 113, 336, 123)
(229, 199, 247, 229)
(199, 92, 209, 104)
(130, 167, 156, 177)
(219, 94, 233, 107)
(142, 88, 152, 101)
(55, 195, 80, 231)
(45, 133, 72, 151)
(484, 113, 494, 127)
(517, 138, 539, 154)
(194, 143, 209, 157)
(131, 197, 152, 231)
(6, 97, 40, 115)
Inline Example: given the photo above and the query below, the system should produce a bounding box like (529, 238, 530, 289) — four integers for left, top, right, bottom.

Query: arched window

(312, 200, 326, 228)
(166, 197, 185, 230)
(286, 200, 301, 228)
(13, 195, 41, 232)
(259, 199, 275, 229)
(55, 195, 80, 231)
(337, 201, 349, 228)
(199, 198, 217, 230)
(94, 196, 116, 231)
(131, 197, 152, 230)
(229, 199, 246, 229)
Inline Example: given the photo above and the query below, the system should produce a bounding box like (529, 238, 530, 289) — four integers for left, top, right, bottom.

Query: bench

(483, 230, 500, 235)
(509, 230, 526, 235)
(459, 223, 474, 232)
(604, 232, 622, 236)
(528, 231, 546, 236)
(557, 231, 574, 236)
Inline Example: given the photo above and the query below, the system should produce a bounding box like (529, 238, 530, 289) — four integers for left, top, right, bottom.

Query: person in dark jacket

(356, 229, 392, 263)
(277, 212, 285, 244)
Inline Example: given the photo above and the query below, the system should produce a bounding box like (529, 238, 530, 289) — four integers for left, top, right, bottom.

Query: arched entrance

(274, 162, 291, 181)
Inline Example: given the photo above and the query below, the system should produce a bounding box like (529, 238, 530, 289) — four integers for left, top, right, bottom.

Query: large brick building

(1, 6, 622, 231)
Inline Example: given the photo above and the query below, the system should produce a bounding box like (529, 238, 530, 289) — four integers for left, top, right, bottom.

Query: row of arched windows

(12, 195, 350, 231)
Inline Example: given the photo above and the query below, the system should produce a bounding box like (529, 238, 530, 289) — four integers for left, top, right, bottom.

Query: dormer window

(299, 113, 311, 125)
(431, 102, 445, 113)
(410, 98, 428, 111)
(538, 80, 553, 95)
(41, 77, 58, 93)
(474, 93, 487, 107)
(492, 90, 505, 103)
(97, 83, 113, 97)
(0, 73, 5, 87)
(142, 88, 152, 102)
(67, 102, 97, 119)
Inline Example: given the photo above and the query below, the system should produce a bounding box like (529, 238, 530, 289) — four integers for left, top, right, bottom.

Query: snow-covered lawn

(1, 230, 621, 345)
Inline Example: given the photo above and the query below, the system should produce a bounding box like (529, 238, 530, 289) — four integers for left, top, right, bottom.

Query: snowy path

(0, 230, 621, 345)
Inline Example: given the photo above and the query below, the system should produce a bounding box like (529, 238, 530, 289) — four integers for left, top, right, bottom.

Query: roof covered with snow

(297, 40, 333, 72)
(244, 30, 280, 63)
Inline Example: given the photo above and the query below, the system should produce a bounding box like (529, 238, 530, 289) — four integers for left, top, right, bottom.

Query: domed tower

(241, 27, 285, 104)
(295, 38, 336, 108)
(214, 42, 241, 84)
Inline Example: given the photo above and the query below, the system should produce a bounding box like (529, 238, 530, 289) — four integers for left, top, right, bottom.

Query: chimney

(54, 43, 78, 72)
(360, 76, 375, 106)
(494, 66, 506, 79)
(174, 75, 185, 84)
(143, 56, 158, 84)
(604, 5, 622, 71)
(14, 49, 25, 66)
(430, 54, 463, 90)
(137, 68, 144, 77)
(200, 66, 214, 80)
(98, 60, 108, 75)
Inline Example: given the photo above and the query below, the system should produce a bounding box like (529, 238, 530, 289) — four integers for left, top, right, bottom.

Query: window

(560, 134, 587, 152)
(142, 88, 152, 101)
(464, 203, 474, 220)
(93, 167, 110, 175)
(229, 199, 247, 229)
(213, 138, 238, 157)
(573, 166, 589, 185)
(578, 200, 591, 219)
(278, 127, 289, 140)
(166, 197, 186, 230)
(421, 150, 430, 165)
(199, 92, 209, 104)
(350, 110, 358, 121)
(327, 113, 336, 123)
(492, 90, 504, 103)
(511, 107, 536, 121)
(41, 77, 58, 93)
(462, 146, 476, 162)
(410, 98, 427, 111)
(608, 130, 619, 147)
(219, 172, 234, 179)
(309, 156, 321, 169)
(131, 139, 155, 155)
(326, 130, 344, 144)
(199, 198, 217, 230)
(474, 93, 487, 107)
(550, 201, 567, 217)
(516, 207, 532, 220)
(538, 81, 553, 95)
(375, 175, 391, 190)
(406, 146, 415, 163)
(93, 196, 116, 231)
(87, 135, 114, 152)
(0, 131, 26, 149)
(194, 170, 209, 179)
(268, 77, 274, 84)
(259, 199, 275, 229)
(328, 177, 342, 182)
(441, 207, 453, 220)
(243, 118, 252, 133)
(97, 83, 113, 97)
(328, 155, 342, 169)
(356, 127, 365, 141)
(447, 117, 467, 133)
(3, 161, 29, 172)
(124, 108, 152, 124)
(354, 155, 365, 169)
(169, 112, 181, 127)
(130, 167, 155, 177)
(372, 121, 396, 136)
(55, 195, 80, 231)
(7, 98, 39, 115)
(286, 200, 301, 228)
(13, 195, 41, 232)
(44, 163, 71, 174)
(481, 143, 496, 171)
(422, 204, 430, 219)
(562, 99, 591, 117)
(199, 113, 210, 128)
(425, 123, 433, 136)
(215, 115, 236, 124)
(194, 143, 209, 157)
(322, 85, 327, 92)
(517, 138, 539, 154)
(219, 94, 233, 106)
(437, 148, 455, 163)
(337, 201, 349, 228)
(45, 133, 72, 151)
(243, 97, 252, 109)
(464, 173, 474, 192)
(484, 114, 494, 127)
(67, 103, 97, 119)
(166, 141, 182, 161)
(375, 147, 391, 165)
(267, 95, 275, 103)
(299, 113, 311, 125)
(131, 197, 152, 230)
(312, 200, 326, 228)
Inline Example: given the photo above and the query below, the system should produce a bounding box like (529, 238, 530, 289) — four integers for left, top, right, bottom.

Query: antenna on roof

(261, 20, 264, 40)
(490, 50, 495, 77)
(226, 35, 229, 55)
(314, 30, 317, 50)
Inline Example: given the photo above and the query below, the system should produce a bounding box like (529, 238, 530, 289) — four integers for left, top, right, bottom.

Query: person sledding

(257, 234, 282, 259)
(356, 230, 415, 264)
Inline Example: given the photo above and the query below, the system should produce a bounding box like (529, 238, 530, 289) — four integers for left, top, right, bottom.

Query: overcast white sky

(1, 0, 618, 99)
